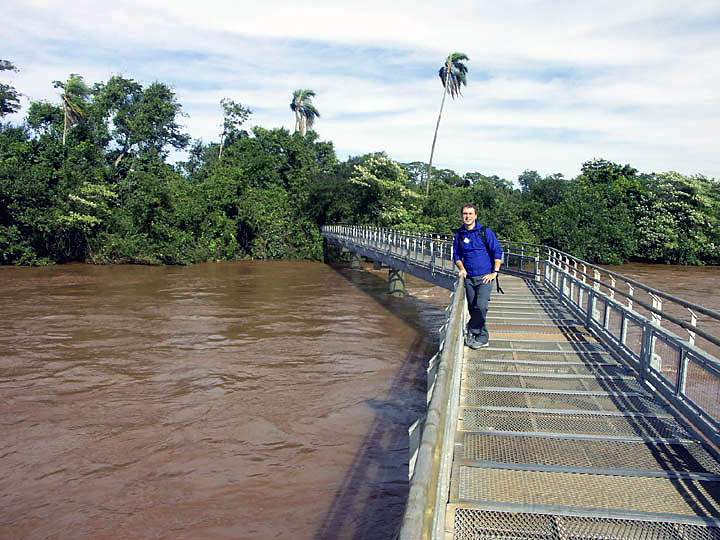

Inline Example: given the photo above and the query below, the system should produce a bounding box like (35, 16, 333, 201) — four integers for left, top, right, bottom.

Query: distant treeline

(1, 70, 719, 266)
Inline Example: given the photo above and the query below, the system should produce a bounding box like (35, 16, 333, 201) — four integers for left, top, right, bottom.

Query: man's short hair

(461, 203, 477, 214)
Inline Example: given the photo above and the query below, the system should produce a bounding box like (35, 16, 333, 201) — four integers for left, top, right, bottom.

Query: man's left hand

(481, 272, 498, 284)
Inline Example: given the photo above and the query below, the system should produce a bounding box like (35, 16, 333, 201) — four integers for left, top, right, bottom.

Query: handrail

(398, 279, 465, 540)
(545, 248, 720, 320)
(544, 246, 720, 320)
(545, 251, 720, 349)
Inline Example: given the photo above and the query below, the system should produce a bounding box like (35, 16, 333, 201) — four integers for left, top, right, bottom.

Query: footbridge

(322, 225, 720, 540)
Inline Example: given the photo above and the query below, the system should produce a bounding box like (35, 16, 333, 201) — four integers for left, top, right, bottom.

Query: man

(452, 204, 504, 349)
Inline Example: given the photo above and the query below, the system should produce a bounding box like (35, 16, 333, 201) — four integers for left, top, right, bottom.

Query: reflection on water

(0, 261, 447, 539)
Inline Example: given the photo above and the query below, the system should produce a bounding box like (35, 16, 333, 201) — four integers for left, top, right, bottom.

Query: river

(0, 261, 447, 540)
(1, 261, 718, 539)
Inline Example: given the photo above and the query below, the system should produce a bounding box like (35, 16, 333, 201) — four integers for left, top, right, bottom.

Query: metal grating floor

(451, 508, 720, 540)
(475, 350, 616, 362)
(473, 340, 610, 353)
(445, 276, 720, 539)
(465, 361, 631, 377)
(466, 372, 644, 393)
(487, 323, 587, 334)
(457, 466, 720, 517)
(462, 433, 720, 476)
(461, 390, 666, 414)
(460, 408, 690, 439)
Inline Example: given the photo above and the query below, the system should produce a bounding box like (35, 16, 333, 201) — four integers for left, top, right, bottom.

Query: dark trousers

(465, 277, 492, 339)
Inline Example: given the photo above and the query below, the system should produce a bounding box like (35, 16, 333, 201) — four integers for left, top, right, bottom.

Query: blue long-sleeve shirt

(452, 224, 504, 277)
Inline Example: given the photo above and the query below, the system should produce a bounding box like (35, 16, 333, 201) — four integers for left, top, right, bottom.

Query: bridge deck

(446, 276, 720, 539)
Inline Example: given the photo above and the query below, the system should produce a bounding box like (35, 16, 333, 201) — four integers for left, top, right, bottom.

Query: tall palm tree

(426, 52, 469, 195)
(290, 89, 320, 136)
(53, 75, 89, 146)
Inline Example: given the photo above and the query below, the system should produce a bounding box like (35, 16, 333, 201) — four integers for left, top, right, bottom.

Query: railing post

(650, 293, 662, 327)
(646, 294, 662, 373)
(602, 275, 615, 329)
(546, 250, 553, 282)
(618, 282, 630, 345)
(639, 322, 654, 382)
(558, 255, 566, 297)
(586, 290, 595, 328)
(677, 308, 697, 397)
(677, 349, 689, 398)
(687, 308, 698, 346)
(555, 252, 562, 287)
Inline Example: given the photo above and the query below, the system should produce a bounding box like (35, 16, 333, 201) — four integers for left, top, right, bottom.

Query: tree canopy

(1, 70, 718, 267)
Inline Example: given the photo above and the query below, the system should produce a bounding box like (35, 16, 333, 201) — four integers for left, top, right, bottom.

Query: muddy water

(0, 261, 447, 540)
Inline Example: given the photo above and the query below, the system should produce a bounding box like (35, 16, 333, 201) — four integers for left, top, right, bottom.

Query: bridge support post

(388, 269, 406, 297)
(373, 260, 382, 270)
(351, 253, 362, 270)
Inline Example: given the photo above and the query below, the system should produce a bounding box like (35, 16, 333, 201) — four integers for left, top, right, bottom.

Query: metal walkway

(321, 225, 720, 539)
(448, 276, 720, 540)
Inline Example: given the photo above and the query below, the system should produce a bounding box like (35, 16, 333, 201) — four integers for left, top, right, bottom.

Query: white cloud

(2, 0, 719, 181)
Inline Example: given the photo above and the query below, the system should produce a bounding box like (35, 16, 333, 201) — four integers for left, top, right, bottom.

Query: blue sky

(2, 0, 719, 181)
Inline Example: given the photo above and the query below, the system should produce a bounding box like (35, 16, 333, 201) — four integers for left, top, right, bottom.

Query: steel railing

(322, 224, 541, 281)
(543, 247, 720, 448)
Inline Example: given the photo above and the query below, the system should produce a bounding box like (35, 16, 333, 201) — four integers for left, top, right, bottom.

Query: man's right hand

(458, 269, 467, 279)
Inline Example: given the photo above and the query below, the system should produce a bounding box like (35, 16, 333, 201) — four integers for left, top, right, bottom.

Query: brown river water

(1, 261, 718, 540)
(0, 261, 447, 540)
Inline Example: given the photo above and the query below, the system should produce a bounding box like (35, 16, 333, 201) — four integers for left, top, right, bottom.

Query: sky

(2, 0, 719, 181)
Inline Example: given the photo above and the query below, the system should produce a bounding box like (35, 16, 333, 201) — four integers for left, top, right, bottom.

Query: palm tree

(426, 52, 469, 195)
(290, 89, 320, 136)
(53, 74, 89, 146)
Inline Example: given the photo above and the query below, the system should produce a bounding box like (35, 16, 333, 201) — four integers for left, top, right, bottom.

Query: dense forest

(1, 65, 719, 267)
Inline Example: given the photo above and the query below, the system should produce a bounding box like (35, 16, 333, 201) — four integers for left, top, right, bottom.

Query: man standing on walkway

(452, 204, 504, 348)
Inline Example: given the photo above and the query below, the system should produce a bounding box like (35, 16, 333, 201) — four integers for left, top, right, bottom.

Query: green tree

(26, 101, 63, 138)
(518, 170, 541, 193)
(290, 89, 320, 136)
(540, 160, 639, 264)
(427, 52, 468, 196)
(0, 60, 21, 118)
(94, 76, 189, 166)
(401, 161, 427, 188)
(635, 172, 719, 264)
(218, 98, 252, 161)
(349, 153, 421, 228)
